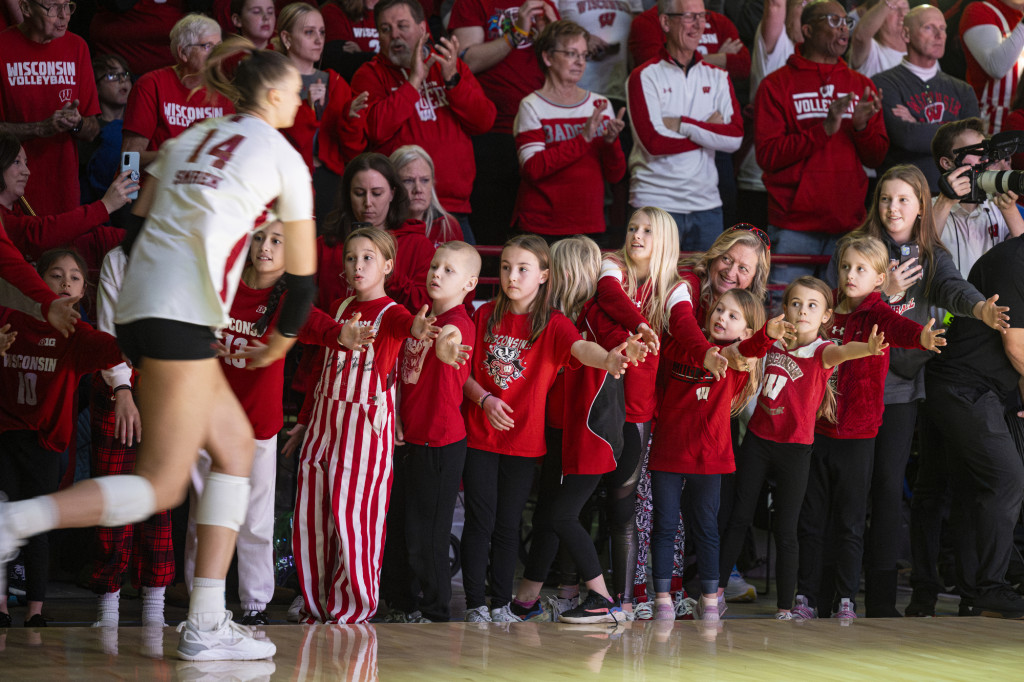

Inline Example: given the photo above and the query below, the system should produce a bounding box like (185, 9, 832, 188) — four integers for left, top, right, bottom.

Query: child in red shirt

(457, 233, 633, 623)
(0, 249, 122, 628)
(718, 276, 887, 620)
(380, 241, 481, 622)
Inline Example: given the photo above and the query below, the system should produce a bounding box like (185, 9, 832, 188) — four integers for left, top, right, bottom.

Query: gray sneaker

(464, 605, 492, 623)
(489, 604, 523, 622)
(175, 611, 276, 661)
(546, 595, 580, 622)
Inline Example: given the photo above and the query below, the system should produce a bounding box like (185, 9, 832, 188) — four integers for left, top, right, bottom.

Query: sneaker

(510, 599, 548, 622)
(175, 611, 276, 661)
(546, 595, 580, 622)
(632, 601, 654, 621)
(696, 596, 719, 623)
(0, 612, 11, 628)
(383, 610, 432, 623)
(724, 568, 757, 603)
(833, 598, 857, 620)
(974, 587, 1024, 619)
(286, 595, 304, 623)
(904, 601, 935, 617)
(791, 595, 817, 620)
(0, 495, 24, 603)
(653, 601, 675, 621)
(558, 592, 623, 624)
(464, 605, 492, 623)
(8, 560, 26, 597)
(775, 610, 794, 620)
(24, 614, 46, 628)
(674, 594, 697, 620)
(176, 660, 277, 682)
(489, 604, 523, 623)
(238, 610, 270, 626)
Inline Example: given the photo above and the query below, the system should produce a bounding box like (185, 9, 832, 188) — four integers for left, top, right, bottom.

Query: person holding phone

(352, 0, 495, 244)
(824, 164, 1009, 618)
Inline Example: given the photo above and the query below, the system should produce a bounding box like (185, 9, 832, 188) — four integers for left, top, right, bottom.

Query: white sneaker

(176, 611, 276, 661)
(464, 605, 491, 623)
(724, 568, 757, 603)
(546, 595, 580, 622)
(286, 595, 304, 623)
(633, 601, 654, 621)
(489, 604, 523, 623)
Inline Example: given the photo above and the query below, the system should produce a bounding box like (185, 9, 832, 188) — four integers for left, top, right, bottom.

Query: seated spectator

(0, 0, 100, 215)
(873, 4, 979, 193)
(390, 145, 464, 246)
(353, 0, 496, 243)
(756, 0, 887, 287)
(89, 0, 185, 76)
(959, 0, 1024, 133)
(930, 117, 1023, 278)
(229, 0, 277, 50)
(81, 55, 133, 204)
(322, 0, 381, 51)
(848, 0, 908, 78)
(275, 3, 368, 226)
(627, 0, 743, 251)
(121, 14, 235, 169)
(513, 20, 626, 238)
(320, 152, 435, 313)
(0, 132, 133, 265)
(449, 0, 554, 244)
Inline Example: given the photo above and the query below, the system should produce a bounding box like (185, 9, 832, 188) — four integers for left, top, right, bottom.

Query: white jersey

(116, 114, 312, 330)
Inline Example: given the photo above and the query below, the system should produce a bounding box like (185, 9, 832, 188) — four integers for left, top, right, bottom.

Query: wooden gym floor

(2, 616, 1023, 680)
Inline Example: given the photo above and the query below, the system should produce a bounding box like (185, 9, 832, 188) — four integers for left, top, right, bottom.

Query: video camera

(938, 130, 1024, 203)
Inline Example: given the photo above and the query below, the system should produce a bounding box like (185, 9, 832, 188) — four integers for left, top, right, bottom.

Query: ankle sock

(189, 577, 226, 631)
(95, 590, 119, 626)
(141, 586, 166, 625)
(558, 586, 580, 600)
(511, 598, 539, 616)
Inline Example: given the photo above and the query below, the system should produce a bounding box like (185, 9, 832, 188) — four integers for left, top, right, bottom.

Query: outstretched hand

(436, 325, 472, 368)
(866, 324, 889, 356)
(605, 340, 633, 378)
(766, 313, 795, 344)
(622, 333, 648, 366)
(975, 294, 1010, 333)
(339, 312, 377, 351)
(704, 346, 727, 381)
(920, 317, 947, 352)
(47, 295, 81, 337)
(636, 322, 660, 355)
(411, 305, 441, 340)
(0, 323, 16, 357)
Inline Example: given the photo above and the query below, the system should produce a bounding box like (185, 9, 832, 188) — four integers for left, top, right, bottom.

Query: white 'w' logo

(696, 386, 710, 401)
(762, 375, 788, 400)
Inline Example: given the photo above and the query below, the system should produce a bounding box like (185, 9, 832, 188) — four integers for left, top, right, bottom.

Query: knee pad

(195, 472, 250, 532)
(95, 475, 157, 527)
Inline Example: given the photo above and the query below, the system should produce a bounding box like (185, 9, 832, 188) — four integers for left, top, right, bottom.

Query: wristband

(277, 272, 315, 338)
(70, 119, 83, 134)
(478, 392, 492, 409)
(111, 384, 131, 400)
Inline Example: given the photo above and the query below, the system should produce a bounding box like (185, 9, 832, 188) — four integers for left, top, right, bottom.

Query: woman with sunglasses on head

(512, 20, 626, 241)
(121, 14, 236, 169)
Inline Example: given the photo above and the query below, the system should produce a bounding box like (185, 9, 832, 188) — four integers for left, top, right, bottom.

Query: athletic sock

(95, 590, 120, 626)
(189, 577, 226, 631)
(654, 596, 672, 608)
(558, 585, 580, 600)
(7, 497, 59, 540)
(141, 585, 166, 625)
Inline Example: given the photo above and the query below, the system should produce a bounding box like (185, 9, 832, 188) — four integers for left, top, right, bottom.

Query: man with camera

(873, 5, 979, 194)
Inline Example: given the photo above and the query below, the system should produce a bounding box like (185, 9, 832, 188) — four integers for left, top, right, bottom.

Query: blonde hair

(550, 236, 601, 322)
(682, 228, 771, 310)
(835, 233, 889, 302)
(345, 226, 396, 283)
(605, 207, 680, 335)
(390, 145, 458, 243)
(781, 275, 837, 422)
(707, 288, 766, 416)
(203, 37, 297, 113)
(488, 234, 551, 344)
(436, 240, 482, 277)
(274, 3, 323, 54)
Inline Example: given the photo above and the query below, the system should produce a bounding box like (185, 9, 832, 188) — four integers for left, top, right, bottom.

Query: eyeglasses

(809, 14, 855, 29)
(28, 0, 75, 17)
(99, 71, 131, 83)
(187, 42, 218, 52)
(663, 11, 707, 24)
(729, 223, 771, 251)
(550, 49, 591, 62)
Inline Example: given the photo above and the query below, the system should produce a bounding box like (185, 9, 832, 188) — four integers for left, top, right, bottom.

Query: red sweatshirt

(755, 52, 888, 233)
(0, 220, 57, 320)
(628, 8, 750, 81)
(281, 69, 366, 177)
(322, 3, 379, 50)
(0, 311, 121, 452)
(814, 291, 924, 440)
(352, 53, 496, 213)
(1, 201, 110, 262)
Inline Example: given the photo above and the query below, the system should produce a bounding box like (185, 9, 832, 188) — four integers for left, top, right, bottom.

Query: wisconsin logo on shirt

(792, 88, 855, 121)
(695, 385, 710, 401)
(400, 337, 432, 385)
(6, 61, 77, 86)
(484, 341, 527, 390)
(924, 101, 945, 123)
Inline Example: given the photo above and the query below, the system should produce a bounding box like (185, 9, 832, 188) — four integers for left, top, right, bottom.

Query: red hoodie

(755, 52, 888, 234)
(815, 291, 924, 440)
(352, 52, 496, 213)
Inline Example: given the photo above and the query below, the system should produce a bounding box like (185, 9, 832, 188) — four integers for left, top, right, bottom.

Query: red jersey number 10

(187, 130, 246, 170)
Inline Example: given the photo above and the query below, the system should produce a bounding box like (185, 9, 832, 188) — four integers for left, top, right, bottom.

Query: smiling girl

(0, 249, 122, 628)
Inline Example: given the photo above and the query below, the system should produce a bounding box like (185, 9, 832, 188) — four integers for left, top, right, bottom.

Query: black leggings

(719, 433, 812, 610)
(0, 430, 60, 603)
(461, 449, 537, 609)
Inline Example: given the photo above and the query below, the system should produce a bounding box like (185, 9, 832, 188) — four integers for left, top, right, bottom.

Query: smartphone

(121, 151, 141, 201)
(899, 243, 920, 264)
